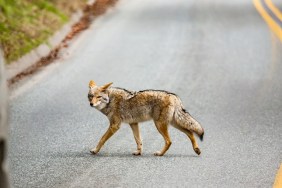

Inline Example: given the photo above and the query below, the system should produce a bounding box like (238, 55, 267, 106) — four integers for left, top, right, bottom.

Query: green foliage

(0, 0, 79, 63)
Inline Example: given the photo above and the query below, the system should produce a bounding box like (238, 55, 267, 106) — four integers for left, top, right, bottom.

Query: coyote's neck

(99, 89, 115, 116)
(99, 87, 134, 117)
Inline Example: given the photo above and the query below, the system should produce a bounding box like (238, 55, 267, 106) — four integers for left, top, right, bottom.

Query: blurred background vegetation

(0, 0, 86, 64)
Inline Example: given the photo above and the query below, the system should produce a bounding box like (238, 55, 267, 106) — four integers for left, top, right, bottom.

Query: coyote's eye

(97, 96, 102, 99)
(88, 94, 94, 99)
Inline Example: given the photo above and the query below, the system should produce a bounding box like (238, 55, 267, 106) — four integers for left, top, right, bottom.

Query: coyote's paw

(90, 148, 99, 155)
(132, 150, 142, 156)
(194, 147, 201, 155)
(154, 151, 163, 156)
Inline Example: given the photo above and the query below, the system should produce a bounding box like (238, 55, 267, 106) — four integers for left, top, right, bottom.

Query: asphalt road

(8, 0, 282, 187)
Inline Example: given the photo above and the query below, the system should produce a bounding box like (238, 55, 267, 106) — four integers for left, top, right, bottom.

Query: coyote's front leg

(130, 123, 143, 155)
(90, 122, 121, 155)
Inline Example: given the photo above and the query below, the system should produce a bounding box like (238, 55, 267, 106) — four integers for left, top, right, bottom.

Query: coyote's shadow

(48, 151, 199, 159)
(87, 152, 199, 158)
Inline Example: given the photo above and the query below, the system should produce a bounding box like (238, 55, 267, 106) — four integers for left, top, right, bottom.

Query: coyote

(88, 80, 204, 156)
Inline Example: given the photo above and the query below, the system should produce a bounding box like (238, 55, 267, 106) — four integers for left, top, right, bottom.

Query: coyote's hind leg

(171, 123, 201, 155)
(153, 120, 171, 156)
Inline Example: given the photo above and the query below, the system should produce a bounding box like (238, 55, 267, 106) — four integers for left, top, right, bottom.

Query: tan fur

(88, 80, 204, 156)
(89, 80, 96, 88)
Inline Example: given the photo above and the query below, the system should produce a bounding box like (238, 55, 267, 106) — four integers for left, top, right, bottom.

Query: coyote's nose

(90, 103, 94, 107)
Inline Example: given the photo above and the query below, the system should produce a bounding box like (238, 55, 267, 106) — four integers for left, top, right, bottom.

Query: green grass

(0, 0, 85, 64)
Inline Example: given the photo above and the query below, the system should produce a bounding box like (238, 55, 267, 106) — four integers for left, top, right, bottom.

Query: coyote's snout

(87, 80, 204, 156)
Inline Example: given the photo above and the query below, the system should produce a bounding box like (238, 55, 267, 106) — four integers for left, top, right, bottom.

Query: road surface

(8, 0, 282, 187)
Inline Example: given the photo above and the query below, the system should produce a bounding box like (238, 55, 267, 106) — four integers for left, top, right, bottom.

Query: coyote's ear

(100, 82, 113, 91)
(89, 80, 96, 88)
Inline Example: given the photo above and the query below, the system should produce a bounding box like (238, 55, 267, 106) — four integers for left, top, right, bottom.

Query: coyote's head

(88, 80, 113, 110)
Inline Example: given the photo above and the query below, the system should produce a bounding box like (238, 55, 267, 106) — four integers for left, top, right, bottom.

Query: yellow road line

(265, 0, 282, 21)
(273, 164, 282, 188)
(253, 0, 282, 42)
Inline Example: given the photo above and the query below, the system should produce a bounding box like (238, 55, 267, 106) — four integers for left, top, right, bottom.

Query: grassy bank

(0, 0, 86, 64)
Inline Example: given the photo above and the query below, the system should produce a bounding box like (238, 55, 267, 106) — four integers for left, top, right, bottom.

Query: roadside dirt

(8, 0, 118, 86)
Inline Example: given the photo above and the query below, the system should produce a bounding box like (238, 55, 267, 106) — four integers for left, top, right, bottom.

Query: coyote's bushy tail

(173, 105, 204, 141)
